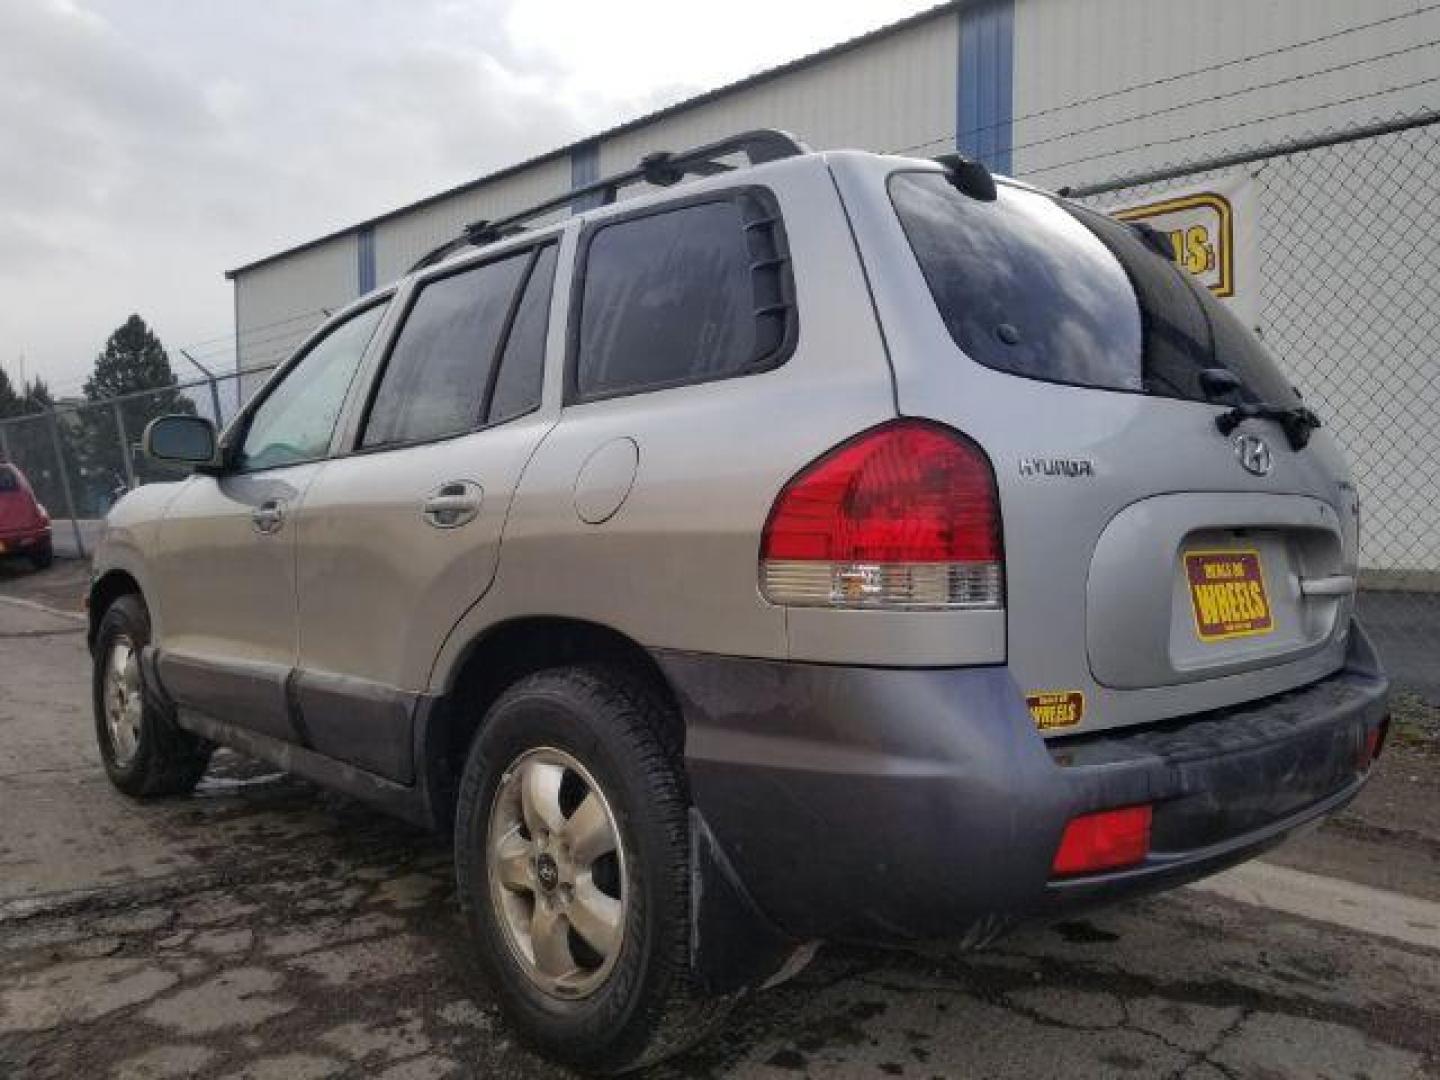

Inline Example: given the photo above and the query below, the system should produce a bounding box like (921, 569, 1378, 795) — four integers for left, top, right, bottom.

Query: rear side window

(890, 172, 1300, 406)
(573, 191, 794, 401)
(363, 251, 530, 448)
(0, 468, 18, 492)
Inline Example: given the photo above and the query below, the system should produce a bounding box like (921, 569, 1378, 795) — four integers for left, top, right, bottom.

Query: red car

(0, 464, 53, 570)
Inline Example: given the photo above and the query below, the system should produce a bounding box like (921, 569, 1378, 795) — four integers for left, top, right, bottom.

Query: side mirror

(142, 415, 220, 468)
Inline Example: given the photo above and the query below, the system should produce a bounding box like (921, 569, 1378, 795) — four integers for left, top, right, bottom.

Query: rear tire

(454, 665, 729, 1073)
(93, 594, 211, 797)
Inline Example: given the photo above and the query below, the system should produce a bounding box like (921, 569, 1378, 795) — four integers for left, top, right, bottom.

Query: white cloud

(0, 0, 934, 394)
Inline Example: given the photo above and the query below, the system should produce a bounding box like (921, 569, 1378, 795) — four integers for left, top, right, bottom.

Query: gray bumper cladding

(656, 622, 1389, 947)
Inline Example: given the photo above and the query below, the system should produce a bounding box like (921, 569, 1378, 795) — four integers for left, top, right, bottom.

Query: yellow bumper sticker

(1026, 690, 1085, 730)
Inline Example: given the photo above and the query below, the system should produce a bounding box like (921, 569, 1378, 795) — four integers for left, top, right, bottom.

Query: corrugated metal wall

(1079, 117, 1440, 576)
(1010, 0, 1438, 189)
(371, 157, 572, 285)
(233, 234, 355, 393)
(596, 16, 957, 173)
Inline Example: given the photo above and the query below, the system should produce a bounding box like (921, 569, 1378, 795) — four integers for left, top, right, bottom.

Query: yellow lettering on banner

(1185, 225, 1215, 275)
(1115, 193, 1235, 298)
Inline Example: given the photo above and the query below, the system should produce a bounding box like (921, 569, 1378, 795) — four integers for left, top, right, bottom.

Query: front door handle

(422, 481, 482, 528)
(251, 499, 285, 534)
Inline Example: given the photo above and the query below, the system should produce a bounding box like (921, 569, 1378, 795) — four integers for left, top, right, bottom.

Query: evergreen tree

(0, 374, 56, 502)
(84, 315, 189, 406)
(0, 366, 20, 419)
(21, 378, 51, 413)
(79, 315, 194, 488)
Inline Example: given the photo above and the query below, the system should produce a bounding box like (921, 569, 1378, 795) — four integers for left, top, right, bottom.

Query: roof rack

(407, 129, 810, 273)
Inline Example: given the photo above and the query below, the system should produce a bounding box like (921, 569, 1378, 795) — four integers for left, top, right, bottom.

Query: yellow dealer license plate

(1185, 550, 1274, 641)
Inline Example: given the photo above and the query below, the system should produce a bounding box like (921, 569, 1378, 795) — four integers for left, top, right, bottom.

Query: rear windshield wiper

(1215, 402, 1322, 450)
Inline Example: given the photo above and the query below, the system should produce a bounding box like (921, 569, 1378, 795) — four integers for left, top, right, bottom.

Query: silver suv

(88, 131, 1390, 1072)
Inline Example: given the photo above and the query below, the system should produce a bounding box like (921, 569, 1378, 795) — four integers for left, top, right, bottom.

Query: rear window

(890, 172, 1299, 406)
(0, 468, 18, 492)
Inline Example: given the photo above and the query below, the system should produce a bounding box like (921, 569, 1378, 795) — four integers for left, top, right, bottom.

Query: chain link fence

(0, 364, 277, 557)
(1070, 112, 1440, 697)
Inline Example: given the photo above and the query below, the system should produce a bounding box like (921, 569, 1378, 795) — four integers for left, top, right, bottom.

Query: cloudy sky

(0, 0, 933, 397)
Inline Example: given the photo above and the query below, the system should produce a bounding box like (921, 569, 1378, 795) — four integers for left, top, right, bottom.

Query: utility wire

(998, 39, 1440, 159)
(177, 308, 328, 350)
(949, 0, 1440, 144)
(1022, 76, 1440, 179)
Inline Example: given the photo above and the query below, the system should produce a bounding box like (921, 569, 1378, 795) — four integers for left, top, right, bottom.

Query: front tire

(454, 666, 728, 1073)
(93, 594, 211, 797)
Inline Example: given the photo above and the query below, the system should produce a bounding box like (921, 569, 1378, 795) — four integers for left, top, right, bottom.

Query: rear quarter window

(571, 191, 795, 401)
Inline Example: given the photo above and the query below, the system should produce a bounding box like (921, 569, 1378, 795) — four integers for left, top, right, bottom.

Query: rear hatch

(833, 156, 1358, 736)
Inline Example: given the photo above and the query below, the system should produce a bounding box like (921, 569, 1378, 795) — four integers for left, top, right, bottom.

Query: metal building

(225, 0, 1440, 580)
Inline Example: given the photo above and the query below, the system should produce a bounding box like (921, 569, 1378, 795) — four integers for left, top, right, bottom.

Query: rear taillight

(759, 419, 1003, 609)
(1051, 805, 1153, 877)
(1360, 716, 1389, 770)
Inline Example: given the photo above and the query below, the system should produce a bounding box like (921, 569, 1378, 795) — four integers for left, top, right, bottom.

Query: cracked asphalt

(1, 567, 1438, 1079)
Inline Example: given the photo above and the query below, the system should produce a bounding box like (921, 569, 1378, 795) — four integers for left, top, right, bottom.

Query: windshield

(889, 172, 1301, 407)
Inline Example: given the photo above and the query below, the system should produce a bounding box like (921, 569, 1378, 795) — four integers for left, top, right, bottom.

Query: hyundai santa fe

(87, 131, 1390, 1073)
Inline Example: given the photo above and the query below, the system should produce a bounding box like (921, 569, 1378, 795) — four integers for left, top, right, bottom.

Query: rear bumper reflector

(1051, 805, 1153, 877)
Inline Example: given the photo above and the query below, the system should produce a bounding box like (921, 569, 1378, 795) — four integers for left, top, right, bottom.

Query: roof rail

(407, 129, 810, 273)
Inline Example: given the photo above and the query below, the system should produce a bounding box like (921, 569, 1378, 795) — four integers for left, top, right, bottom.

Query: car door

(152, 299, 390, 742)
(291, 240, 562, 782)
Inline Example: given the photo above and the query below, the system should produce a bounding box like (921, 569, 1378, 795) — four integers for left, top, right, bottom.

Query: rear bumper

(657, 621, 1388, 951)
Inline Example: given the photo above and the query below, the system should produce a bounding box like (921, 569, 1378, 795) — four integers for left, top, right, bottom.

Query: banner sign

(1102, 175, 1257, 325)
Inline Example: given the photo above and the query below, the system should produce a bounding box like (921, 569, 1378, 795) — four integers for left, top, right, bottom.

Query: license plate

(1185, 549, 1274, 641)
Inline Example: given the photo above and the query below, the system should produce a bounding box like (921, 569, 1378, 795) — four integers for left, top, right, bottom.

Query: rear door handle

(422, 481, 482, 528)
(251, 499, 285, 534)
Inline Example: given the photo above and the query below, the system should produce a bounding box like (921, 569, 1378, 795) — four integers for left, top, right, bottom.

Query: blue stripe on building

(357, 225, 376, 294)
(957, 0, 1014, 175)
(570, 140, 603, 212)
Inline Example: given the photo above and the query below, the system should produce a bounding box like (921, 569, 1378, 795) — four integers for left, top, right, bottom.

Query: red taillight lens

(1051, 806, 1153, 877)
(760, 420, 1003, 609)
(1360, 717, 1389, 769)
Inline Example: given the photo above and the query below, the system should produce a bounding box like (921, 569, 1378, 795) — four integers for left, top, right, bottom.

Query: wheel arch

(420, 616, 686, 832)
(87, 569, 143, 652)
